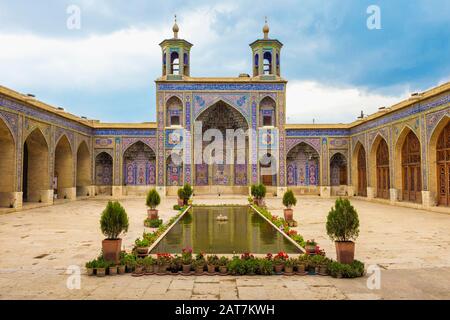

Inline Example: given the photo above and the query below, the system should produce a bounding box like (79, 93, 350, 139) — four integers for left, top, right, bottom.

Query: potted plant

(144, 218, 163, 228)
(258, 258, 273, 275)
(206, 255, 219, 274)
(228, 256, 246, 275)
(326, 198, 360, 264)
(156, 253, 172, 274)
(134, 258, 145, 275)
(181, 183, 193, 205)
(273, 252, 288, 274)
(181, 247, 193, 274)
(296, 255, 307, 275)
(95, 258, 107, 277)
(169, 255, 182, 274)
(123, 253, 136, 273)
(244, 258, 259, 275)
(135, 238, 150, 255)
(108, 262, 118, 276)
(85, 259, 96, 276)
(305, 239, 317, 254)
(143, 256, 155, 274)
(284, 258, 296, 275)
(100, 201, 129, 264)
(282, 189, 297, 222)
(251, 184, 266, 207)
(146, 189, 161, 220)
(177, 188, 185, 206)
(218, 256, 229, 274)
(193, 258, 205, 274)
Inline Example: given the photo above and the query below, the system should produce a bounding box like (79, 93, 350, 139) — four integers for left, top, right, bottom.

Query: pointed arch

(259, 96, 276, 127)
(195, 98, 250, 128)
(54, 134, 74, 199)
(351, 141, 367, 196)
(23, 128, 50, 202)
(95, 152, 113, 195)
(76, 140, 91, 196)
(429, 115, 450, 206)
(330, 152, 347, 186)
(369, 135, 390, 199)
(166, 95, 183, 127)
(286, 142, 320, 188)
(123, 141, 156, 186)
(0, 117, 16, 207)
(394, 127, 422, 203)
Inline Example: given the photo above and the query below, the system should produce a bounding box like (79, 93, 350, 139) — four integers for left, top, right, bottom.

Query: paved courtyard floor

(0, 196, 449, 300)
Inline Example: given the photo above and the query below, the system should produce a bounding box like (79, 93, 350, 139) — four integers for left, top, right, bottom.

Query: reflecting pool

(150, 206, 301, 254)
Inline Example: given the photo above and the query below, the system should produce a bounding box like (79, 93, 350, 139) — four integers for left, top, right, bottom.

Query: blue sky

(0, 0, 449, 123)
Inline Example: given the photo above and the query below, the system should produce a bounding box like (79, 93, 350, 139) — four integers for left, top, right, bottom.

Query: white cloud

(0, 4, 231, 92)
(286, 80, 409, 124)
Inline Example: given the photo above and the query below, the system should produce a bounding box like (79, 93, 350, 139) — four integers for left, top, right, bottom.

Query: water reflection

(150, 206, 301, 254)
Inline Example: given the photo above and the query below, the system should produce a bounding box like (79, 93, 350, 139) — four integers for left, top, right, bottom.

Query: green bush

(326, 198, 360, 242)
(135, 237, 150, 247)
(182, 183, 193, 204)
(100, 201, 129, 239)
(251, 184, 267, 199)
(228, 257, 246, 275)
(329, 260, 365, 278)
(282, 189, 297, 208)
(244, 258, 259, 274)
(177, 188, 185, 200)
(258, 258, 273, 275)
(146, 189, 161, 209)
(144, 218, 163, 228)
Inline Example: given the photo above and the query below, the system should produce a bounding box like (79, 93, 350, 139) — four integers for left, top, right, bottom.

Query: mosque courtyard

(0, 196, 449, 300)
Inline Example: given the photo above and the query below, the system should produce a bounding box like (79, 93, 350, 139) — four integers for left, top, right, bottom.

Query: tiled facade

(0, 23, 449, 212)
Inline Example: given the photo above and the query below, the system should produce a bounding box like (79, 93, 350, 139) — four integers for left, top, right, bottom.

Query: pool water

(150, 206, 302, 254)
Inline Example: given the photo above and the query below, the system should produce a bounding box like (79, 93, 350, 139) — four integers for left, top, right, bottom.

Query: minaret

(249, 17, 283, 79)
(159, 15, 193, 79)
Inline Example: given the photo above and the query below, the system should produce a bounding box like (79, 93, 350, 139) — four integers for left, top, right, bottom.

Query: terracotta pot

(274, 264, 284, 274)
(118, 265, 126, 274)
(219, 266, 227, 274)
(96, 268, 106, 277)
(297, 264, 306, 274)
(284, 266, 294, 274)
(182, 264, 191, 274)
(177, 198, 184, 206)
(86, 268, 94, 276)
(108, 266, 117, 275)
(153, 265, 160, 273)
(283, 208, 294, 221)
(102, 239, 122, 264)
(136, 247, 149, 255)
(335, 241, 355, 264)
(145, 265, 154, 274)
(195, 266, 204, 274)
(134, 266, 144, 274)
(207, 265, 215, 273)
(319, 265, 328, 275)
(147, 209, 159, 220)
(305, 245, 316, 254)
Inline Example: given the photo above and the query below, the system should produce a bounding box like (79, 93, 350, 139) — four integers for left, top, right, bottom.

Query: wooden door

(437, 122, 450, 206)
(401, 131, 422, 203)
(376, 139, 390, 199)
(357, 147, 367, 196)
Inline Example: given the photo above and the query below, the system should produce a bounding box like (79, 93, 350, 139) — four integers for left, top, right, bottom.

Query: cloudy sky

(0, 0, 449, 123)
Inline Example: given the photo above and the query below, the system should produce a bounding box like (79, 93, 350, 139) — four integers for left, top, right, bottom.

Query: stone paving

(0, 196, 449, 300)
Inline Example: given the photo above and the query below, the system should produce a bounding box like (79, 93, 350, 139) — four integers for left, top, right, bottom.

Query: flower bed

(251, 205, 306, 248)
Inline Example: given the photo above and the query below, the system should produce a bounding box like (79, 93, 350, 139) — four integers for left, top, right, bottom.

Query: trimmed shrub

(326, 198, 360, 242)
(282, 189, 297, 208)
(146, 189, 161, 209)
(100, 201, 129, 239)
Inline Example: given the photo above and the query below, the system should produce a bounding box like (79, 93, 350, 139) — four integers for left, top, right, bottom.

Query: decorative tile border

(157, 83, 285, 91)
(94, 129, 156, 136)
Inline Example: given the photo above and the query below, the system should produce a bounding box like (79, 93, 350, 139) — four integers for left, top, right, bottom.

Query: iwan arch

(0, 20, 449, 212)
